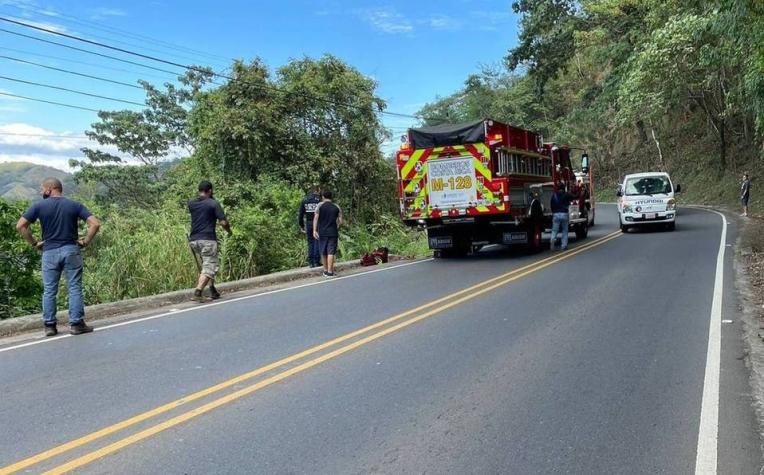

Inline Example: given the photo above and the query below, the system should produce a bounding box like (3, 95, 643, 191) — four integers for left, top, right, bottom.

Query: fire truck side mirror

(581, 153, 589, 174)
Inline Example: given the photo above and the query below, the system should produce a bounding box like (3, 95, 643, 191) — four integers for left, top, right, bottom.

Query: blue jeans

(41, 244, 84, 325)
(550, 212, 570, 250)
(306, 228, 320, 265)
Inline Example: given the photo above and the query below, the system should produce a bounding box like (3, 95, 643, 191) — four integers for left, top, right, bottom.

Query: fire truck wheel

(575, 222, 589, 240)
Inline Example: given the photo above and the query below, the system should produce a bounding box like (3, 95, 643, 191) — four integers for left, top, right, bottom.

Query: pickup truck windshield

(625, 176, 672, 196)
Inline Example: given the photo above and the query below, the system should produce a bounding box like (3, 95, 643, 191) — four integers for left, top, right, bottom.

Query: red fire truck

(396, 119, 592, 257)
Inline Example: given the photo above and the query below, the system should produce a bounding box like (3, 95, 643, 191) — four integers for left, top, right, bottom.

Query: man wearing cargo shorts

(188, 181, 231, 301)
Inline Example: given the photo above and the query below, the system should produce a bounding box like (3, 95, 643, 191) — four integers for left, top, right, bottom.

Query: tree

(71, 69, 214, 208)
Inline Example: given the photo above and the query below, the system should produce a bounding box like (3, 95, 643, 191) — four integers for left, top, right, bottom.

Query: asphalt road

(0, 205, 760, 474)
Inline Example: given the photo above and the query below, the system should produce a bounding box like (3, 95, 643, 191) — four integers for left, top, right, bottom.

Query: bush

(0, 199, 41, 319)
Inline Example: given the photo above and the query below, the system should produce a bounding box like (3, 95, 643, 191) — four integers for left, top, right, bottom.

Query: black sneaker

(44, 325, 58, 337)
(69, 321, 94, 335)
(192, 289, 204, 302)
(323, 271, 335, 278)
(210, 287, 221, 300)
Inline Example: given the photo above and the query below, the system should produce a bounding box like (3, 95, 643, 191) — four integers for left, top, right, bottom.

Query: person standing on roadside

(741, 173, 751, 217)
(313, 190, 342, 278)
(550, 181, 579, 251)
(188, 181, 231, 302)
(15, 178, 101, 337)
(298, 185, 322, 268)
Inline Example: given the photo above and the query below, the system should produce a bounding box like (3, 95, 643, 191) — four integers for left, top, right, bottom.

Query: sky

(0, 0, 521, 171)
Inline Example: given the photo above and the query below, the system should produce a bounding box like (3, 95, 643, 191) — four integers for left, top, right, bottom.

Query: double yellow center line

(2, 230, 622, 475)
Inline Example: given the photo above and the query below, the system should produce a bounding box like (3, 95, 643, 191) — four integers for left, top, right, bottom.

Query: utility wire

(0, 16, 425, 121)
(0, 27, 189, 77)
(0, 91, 100, 112)
(1, 3, 233, 66)
(0, 132, 89, 139)
(0, 46, 185, 82)
(0, 55, 144, 89)
(0, 75, 145, 106)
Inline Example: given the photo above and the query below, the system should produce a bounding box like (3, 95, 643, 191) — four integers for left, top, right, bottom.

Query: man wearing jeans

(549, 182, 578, 251)
(16, 178, 101, 336)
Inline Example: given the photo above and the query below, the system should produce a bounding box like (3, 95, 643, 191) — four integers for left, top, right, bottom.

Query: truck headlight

(666, 199, 676, 211)
(622, 204, 633, 213)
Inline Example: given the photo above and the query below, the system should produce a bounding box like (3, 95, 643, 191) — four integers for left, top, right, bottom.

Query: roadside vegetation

(0, 55, 428, 319)
(3, 1, 763, 319)
(418, 0, 764, 208)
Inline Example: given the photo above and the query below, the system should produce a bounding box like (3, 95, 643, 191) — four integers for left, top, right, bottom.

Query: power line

(0, 91, 100, 112)
(0, 55, 143, 89)
(0, 27, 188, 77)
(0, 132, 89, 139)
(0, 16, 424, 121)
(0, 46, 185, 82)
(0, 75, 145, 106)
(1, 3, 233, 67)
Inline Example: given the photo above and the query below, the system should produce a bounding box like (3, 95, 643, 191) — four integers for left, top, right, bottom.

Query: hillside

(0, 162, 75, 202)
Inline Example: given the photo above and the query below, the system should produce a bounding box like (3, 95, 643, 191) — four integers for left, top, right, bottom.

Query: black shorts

(319, 236, 338, 256)
(742, 195, 750, 206)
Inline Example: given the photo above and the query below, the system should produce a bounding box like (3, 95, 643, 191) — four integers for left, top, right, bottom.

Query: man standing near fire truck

(550, 181, 580, 251)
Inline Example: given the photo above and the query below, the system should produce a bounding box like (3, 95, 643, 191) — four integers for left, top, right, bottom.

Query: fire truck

(396, 119, 592, 257)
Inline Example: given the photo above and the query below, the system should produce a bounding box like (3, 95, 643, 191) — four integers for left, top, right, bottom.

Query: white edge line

(694, 208, 727, 475)
(0, 259, 434, 354)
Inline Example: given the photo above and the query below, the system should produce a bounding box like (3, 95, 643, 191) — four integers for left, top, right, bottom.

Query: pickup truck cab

(617, 172, 680, 232)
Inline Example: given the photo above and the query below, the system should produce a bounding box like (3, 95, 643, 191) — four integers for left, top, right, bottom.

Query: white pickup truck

(617, 172, 681, 232)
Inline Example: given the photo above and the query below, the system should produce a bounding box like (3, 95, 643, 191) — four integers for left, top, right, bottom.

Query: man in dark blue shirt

(188, 181, 231, 302)
(298, 186, 321, 268)
(16, 178, 101, 336)
(550, 182, 579, 251)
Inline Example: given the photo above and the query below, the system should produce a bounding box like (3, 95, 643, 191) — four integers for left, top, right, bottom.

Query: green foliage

(423, 0, 764, 189)
(0, 198, 40, 319)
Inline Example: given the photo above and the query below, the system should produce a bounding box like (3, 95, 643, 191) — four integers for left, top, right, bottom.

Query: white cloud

(425, 15, 462, 31)
(0, 123, 92, 154)
(90, 7, 127, 20)
(0, 153, 73, 171)
(5, 15, 68, 33)
(0, 123, 183, 171)
(362, 8, 413, 34)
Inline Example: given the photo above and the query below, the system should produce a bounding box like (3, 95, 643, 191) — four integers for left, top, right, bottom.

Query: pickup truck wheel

(575, 222, 589, 240)
(620, 223, 630, 233)
(666, 222, 676, 231)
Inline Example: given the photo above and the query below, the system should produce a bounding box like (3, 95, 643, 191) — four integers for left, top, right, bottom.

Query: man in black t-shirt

(188, 181, 231, 301)
(16, 177, 101, 336)
(313, 190, 342, 278)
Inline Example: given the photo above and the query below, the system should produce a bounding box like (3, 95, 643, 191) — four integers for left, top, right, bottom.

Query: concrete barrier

(0, 259, 369, 337)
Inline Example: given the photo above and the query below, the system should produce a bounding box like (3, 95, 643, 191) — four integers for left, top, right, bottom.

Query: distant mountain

(0, 162, 76, 202)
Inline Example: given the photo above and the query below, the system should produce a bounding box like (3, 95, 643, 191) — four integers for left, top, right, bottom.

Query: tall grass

(75, 207, 427, 307)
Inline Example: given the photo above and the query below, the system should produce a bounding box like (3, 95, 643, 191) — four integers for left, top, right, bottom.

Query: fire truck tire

(575, 222, 589, 240)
